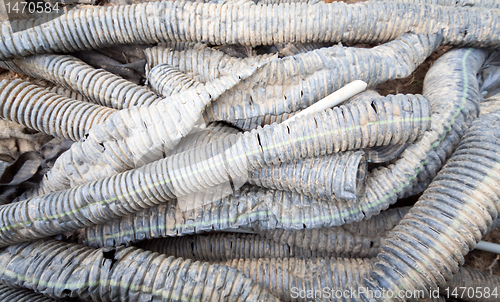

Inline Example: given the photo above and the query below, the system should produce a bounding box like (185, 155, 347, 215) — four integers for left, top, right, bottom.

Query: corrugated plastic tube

(248, 151, 367, 201)
(441, 266, 500, 302)
(0, 240, 278, 302)
(0, 54, 163, 109)
(168, 122, 367, 201)
(146, 34, 442, 122)
(380, 0, 500, 9)
(0, 93, 430, 247)
(0, 79, 116, 141)
(27, 66, 257, 197)
(79, 186, 409, 248)
(361, 111, 500, 300)
(0, 285, 61, 302)
(135, 232, 339, 261)
(0, 1, 499, 60)
(357, 47, 489, 219)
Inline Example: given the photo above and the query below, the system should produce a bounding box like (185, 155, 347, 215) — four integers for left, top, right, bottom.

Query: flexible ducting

(135, 207, 411, 259)
(27, 85, 429, 199)
(248, 151, 367, 201)
(0, 240, 278, 301)
(80, 186, 408, 248)
(0, 54, 163, 109)
(379, 0, 500, 9)
(0, 1, 499, 60)
(0, 79, 116, 141)
(0, 284, 61, 302)
(0, 91, 431, 246)
(26, 66, 256, 197)
(441, 266, 500, 302)
(145, 34, 441, 121)
(147, 64, 201, 97)
(362, 106, 500, 300)
(358, 48, 489, 218)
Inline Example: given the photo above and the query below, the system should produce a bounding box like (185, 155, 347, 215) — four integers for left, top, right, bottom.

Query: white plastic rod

(475, 241, 500, 254)
(281, 80, 368, 126)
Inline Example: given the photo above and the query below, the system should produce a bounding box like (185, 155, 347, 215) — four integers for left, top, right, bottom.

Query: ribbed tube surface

(0, 79, 116, 141)
(0, 240, 278, 302)
(29, 69, 253, 197)
(146, 34, 441, 121)
(136, 232, 338, 261)
(363, 111, 500, 300)
(380, 0, 500, 8)
(0, 285, 60, 302)
(147, 64, 201, 97)
(259, 207, 410, 256)
(441, 267, 500, 302)
(0, 1, 498, 59)
(0, 92, 430, 247)
(248, 151, 367, 201)
(357, 48, 489, 220)
(0, 54, 162, 109)
(224, 257, 374, 302)
(80, 186, 404, 248)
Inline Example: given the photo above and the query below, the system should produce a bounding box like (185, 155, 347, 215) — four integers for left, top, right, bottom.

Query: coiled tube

(136, 232, 339, 261)
(224, 257, 374, 302)
(30, 86, 429, 200)
(248, 151, 367, 201)
(0, 240, 278, 302)
(48, 85, 89, 103)
(358, 48, 489, 220)
(80, 185, 404, 249)
(362, 111, 500, 300)
(0, 1, 498, 60)
(441, 267, 500, 302)
(0, 54, 163, 109)
(0, 285, 61, 302)
(28, 68, 254, 197)
(144, 45, 275, 84)
(0, 79, 116, 141)
(147, 64, 201, 97)
(146, 34, 441, 121)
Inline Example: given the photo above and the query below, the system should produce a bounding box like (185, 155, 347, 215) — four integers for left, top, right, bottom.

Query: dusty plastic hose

(259, 207, 410, 255)
(0, 91, 430, 247)
(27, 66, 256, 197)
(380, 0, 500, 8)
(147, 64, 201, 97)
(358, 48, 489, 220)
(0, 54, 163, 109)
(170, 124, 366, 201)
(146, 33, 441, 122)
(80, 185, 406, 248)
(136, 232, 339, 261)
(441, 266, 500, 302)
(0, 240, 278, 302)
(0, 79, 116, 141)
(0, 285, 61, 302)
(0, 1, 498, 60)
(248, 151, 367, 201)
(362, 111, 500, 300)
(30, 84, 429, 200)
(227, 112, 296, 131)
